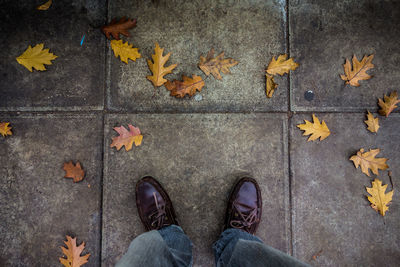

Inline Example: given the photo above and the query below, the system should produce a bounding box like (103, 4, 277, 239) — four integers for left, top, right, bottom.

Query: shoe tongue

(236, 182, 257, 212)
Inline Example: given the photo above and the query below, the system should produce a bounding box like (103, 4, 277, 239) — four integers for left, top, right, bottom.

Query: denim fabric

(115, 225, 193, 267)
(117, 226, 309, 267)
(213, 228, 310, 267)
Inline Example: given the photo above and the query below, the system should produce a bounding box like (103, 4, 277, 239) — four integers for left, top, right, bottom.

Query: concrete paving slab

(107, 0, 288, 112)
(0, 0, 106, 111)
(289, 0, 400, 112)
(102, 113, 289, 266)
(290, 113, 400, 266)
(0, 114, 103, 266)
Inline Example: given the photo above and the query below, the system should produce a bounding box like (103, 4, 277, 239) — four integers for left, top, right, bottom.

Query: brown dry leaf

(110, 124, 143, 151)
(266, 54, 299, 76)
(60, 235, 90, 267)
(147, 43, 177, 87)
(340, 54, 374, 86)
(350, 148, 388, 176)
(101, 17, 137, 40)
(266, 74, 278, 98)
(0, 122, 12, 137)
(366, 178, 393, 216)
(364, 111, 379, 133)
(63, 161, 85, 183)
(165, 75, 205, 98)
(37, 0, 52, 10)
(198, 48, 238, 80)
(297, 114, 330, 141)
(378, 91, 400, 117)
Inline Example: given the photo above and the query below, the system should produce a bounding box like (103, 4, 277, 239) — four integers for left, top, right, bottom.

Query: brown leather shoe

(225, 177, 262, 234)
(136, 176, 179, 231)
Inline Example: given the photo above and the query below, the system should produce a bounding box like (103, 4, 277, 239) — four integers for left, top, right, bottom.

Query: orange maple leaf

(378, 91, 400, 117)
(340, 54, 374, 86)
(63, 161, 85, 183)
(110, 124, 143, 151)
(60, 235, 90, 267)
(0, 122, 12, 137)
(165, 75, 205, 98)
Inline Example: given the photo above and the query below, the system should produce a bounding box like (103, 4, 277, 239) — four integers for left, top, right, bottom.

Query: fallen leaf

(297, 114, 330, 141)
(147, 43, 177, 87)
(101, 17, 137, 40)
(364, 111, 379, 133)
(110, 124, 143, 151)
(63, 161, 85, 183)
(60, 235, 90, 267)
(37, 0, 52, 10)
(266, 54, 299, 76)
(350, 148, 388, 176)
(16, 43, 57, 72)
(265, 74, 278, 98)
(198, 48, 238, 80)
(340, 54, 374, 86)
(165, 75, 205, 98)
(378, 91, 400, 117)
(366, 178, 393, 216)
(110, 40, 141, 64)
(0, 122, 12, 137)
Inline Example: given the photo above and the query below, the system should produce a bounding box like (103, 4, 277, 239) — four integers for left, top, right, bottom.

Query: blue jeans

(116, 225, 310, 267)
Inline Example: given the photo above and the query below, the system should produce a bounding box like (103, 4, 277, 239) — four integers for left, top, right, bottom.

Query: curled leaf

(37, 0, 52, 10)
(378, 91, 400, 117)
(63, 161, 85, 183)
(364, 111, 379, 133)
(265, 74, 278, 98)
(101, 17, 137, 40)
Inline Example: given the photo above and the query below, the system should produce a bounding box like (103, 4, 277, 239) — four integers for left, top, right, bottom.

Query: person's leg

(213, 177, 309, 267)
(116, 176, 193, 267)
(116, 225, 192, 267)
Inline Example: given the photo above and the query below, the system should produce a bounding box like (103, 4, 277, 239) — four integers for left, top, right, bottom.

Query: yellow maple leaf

(165, 75, 205, 98)
(110, 124, 143, 151)
(59, 235, 90, 267)
(340, 54, 374, 86)
(378, 91, 400, 117)
(0, 122, 12, 137)
(266, 54, 299, 76)
(198, 48, 238, 80)
(16, 43, 57, 72)
(364, 111, 379, 133)
(350, 148, 388, 176)
(37, 0, 52, 10)
(366, 178, 393, 216)
(110, 40, 141, 64)
(265, 74, 278, 98)
(297, 114, 330, 141)
(147, 43, 177, 87)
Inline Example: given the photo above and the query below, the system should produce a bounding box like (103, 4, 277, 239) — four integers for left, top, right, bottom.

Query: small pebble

(194, 94, 203, 101)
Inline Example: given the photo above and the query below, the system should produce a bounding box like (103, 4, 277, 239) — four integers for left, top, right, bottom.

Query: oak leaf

(0, 122, 12, 137)
(364, 111, 379, 133)
(350, 148, 388, 176)
(37, 0, 52, 10)
(111, 124, 143, 151)
(340, 54, 374, 86)
(165, 75, 205, 98)
(378, 91, 400, 117)
(198, 48, 238, 80)
(266, 74, 278, 98)
(63, 161, 85, 183)
(101, 17, 137, 40)
(297, 114, 330, 141)
(16, 43, 57, 72)
(110, 40, 141, 64)
(60, 235, 90, 267)
(147, 43, 177, 87)
(266, 54, 299, 76)
(366, 178, 393, 216)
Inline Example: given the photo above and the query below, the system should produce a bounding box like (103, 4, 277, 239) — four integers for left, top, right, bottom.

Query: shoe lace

(230, 201, 259, 233)
(148, 192, 166, 229)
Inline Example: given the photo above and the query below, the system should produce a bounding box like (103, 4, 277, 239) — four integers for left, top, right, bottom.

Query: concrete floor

(1, 0, 399, 266)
